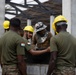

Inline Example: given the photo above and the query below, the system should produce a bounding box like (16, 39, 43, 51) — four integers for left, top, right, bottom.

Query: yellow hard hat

(52, 15, 68, 34)
(23, 25, 34, 33)
(3, 20, 10, 29)
(52, 22, 58, 34)
(53, 15, 67, 25)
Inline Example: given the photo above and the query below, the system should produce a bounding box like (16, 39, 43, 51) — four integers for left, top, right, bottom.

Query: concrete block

(40, 66, 46, 75)
(27, 64, 48, 75)
(27, 64, 40, 75)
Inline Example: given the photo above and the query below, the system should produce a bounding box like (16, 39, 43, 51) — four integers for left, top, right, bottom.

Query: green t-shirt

(23, 38, 31, 51)
(0, 30, 25, 65)
(23, 38, 33, 63)
(50, 31, 76, 69)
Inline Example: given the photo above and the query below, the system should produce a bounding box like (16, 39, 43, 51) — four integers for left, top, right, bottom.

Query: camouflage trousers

(2, 64, 21, 75)
(52, 66, 75, 75)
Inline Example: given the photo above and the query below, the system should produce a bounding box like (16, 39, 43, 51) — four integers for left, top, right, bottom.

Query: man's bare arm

(47, 51, 57, 75)
(28, 47, 50, 55)
(17, 55, 27, 75)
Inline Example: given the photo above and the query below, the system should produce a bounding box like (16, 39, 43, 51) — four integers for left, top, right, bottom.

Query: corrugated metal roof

(16, 0, 62, 30)
(5, 0, 62, 30)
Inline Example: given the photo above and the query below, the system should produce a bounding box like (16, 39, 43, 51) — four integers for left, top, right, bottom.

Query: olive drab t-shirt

(0, 30, 25, 65)
(23, 38, 34, 63)
(23, 38, 31, 51)
(50, 31, 76, 69)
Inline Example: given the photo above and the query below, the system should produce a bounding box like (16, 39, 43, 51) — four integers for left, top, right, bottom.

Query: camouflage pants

(52, 67, 75, 75)
(2, 64, 21, 75)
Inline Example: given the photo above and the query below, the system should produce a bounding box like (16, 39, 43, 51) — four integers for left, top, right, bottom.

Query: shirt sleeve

(24, 39, 31, 51)
(16, 37, 25, 55)
(50, 37, 58, 52)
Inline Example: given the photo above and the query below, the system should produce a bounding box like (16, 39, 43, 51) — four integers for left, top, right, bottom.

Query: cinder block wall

(0, 0, 5, 74)
(27, 64, 48, 75)
(0, 0, 5, 37)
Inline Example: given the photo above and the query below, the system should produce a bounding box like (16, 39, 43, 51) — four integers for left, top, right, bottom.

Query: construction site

(0, 0, 76, 75)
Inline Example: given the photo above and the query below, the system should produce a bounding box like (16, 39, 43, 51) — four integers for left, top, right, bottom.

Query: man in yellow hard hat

(23, 25, 34, 40)
(22, 25, 50, 63)
(3, 20, 10, 32)
(47, 15, 76, 75)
